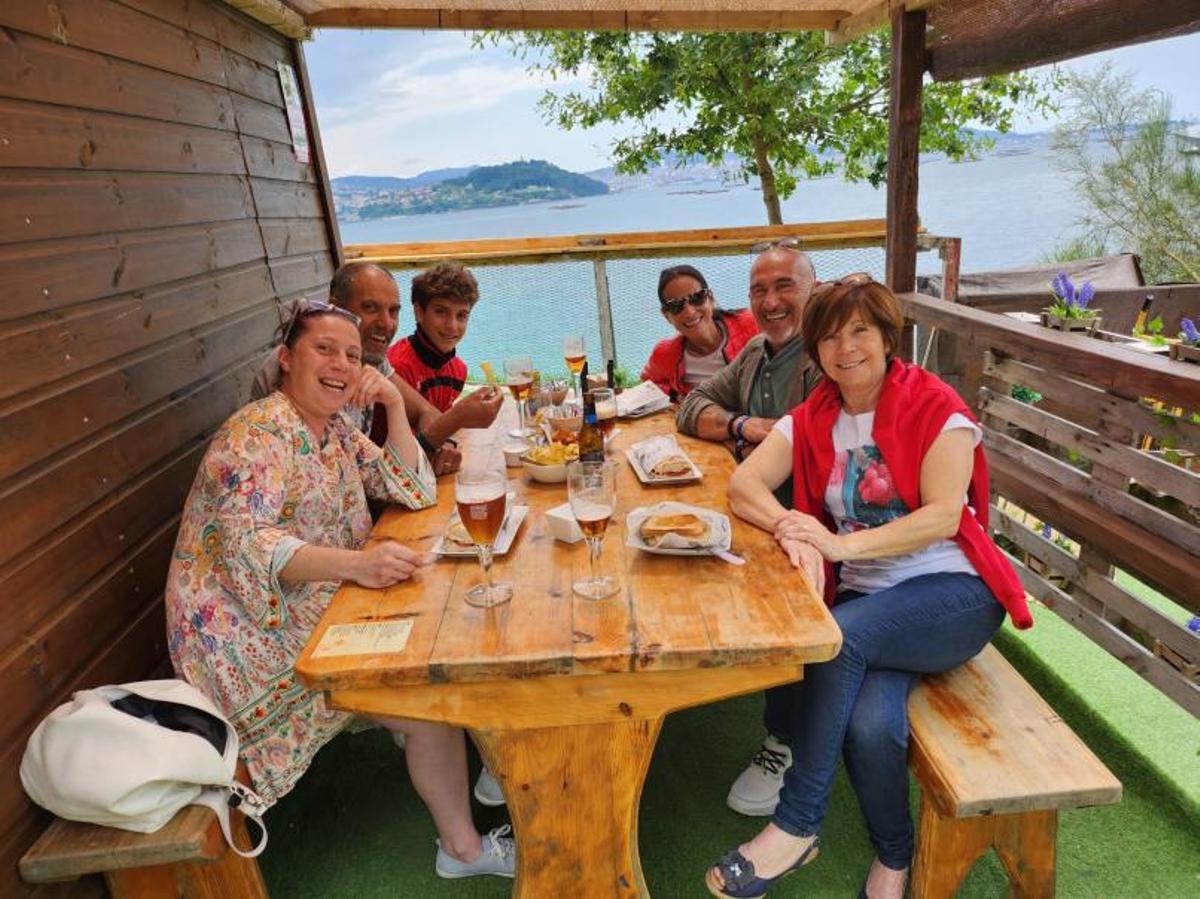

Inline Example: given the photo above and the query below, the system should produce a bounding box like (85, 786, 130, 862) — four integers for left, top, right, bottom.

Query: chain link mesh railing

(382, 242, 892, 383)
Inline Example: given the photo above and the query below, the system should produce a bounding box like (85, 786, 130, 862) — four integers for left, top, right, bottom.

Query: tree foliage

(1052, 64, 1200, 284)
(483, 30, 1052, 223)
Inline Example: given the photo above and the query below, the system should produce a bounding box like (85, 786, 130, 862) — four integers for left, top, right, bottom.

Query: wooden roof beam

(928, 0, 1200, 81)
(828, 0, 945, 46)
(304, 7, 847, 32)
(220, 0, 311, 38)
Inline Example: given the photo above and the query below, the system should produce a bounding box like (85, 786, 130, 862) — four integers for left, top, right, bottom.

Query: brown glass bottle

(578, 363, 604, 464)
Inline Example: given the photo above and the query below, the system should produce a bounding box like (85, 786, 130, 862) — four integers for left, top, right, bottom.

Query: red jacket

(641, 309, 759, 401)
(788, 358, 1031, 628)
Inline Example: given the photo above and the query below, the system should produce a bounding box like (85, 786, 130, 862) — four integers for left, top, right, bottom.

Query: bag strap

(192, 782, 269, 858)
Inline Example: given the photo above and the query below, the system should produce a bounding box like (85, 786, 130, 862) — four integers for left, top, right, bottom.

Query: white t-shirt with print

(773, 410, 981, 594)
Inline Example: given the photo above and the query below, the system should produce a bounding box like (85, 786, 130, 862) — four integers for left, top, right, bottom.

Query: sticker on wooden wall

(277, 62, 311, 164)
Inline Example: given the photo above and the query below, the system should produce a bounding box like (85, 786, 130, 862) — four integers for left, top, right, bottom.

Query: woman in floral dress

(166, 303, 514, 879)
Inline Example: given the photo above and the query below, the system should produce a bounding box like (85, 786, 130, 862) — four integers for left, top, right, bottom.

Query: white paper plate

(624, 448, 702, 485)
(433, 505, 529, 557)
(625, 502, 732, 556)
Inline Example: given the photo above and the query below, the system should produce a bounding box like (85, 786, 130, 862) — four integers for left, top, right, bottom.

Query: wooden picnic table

(295, 411, 841, 898)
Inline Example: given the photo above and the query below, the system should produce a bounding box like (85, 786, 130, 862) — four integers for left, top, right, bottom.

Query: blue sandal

(705, 837, 820, 898)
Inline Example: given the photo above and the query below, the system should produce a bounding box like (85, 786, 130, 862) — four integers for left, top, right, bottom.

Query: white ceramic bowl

(521, 457, 568, 484)
(503, 442, 530, 467)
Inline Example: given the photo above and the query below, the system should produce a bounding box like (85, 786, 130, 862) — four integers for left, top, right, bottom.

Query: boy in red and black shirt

(387, 262, 477, 412)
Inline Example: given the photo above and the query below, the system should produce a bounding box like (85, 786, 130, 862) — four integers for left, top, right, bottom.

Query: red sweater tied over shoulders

(788, 358, 1031, 629)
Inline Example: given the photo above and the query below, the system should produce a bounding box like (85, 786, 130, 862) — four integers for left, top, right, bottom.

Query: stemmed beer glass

(562, 334, 586, 402)
(503, 355, 535, 438)
(567, 460, 619, 600)
(454, 468, 513, 608)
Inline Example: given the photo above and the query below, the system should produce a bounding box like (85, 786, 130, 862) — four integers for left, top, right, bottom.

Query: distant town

(330, 131, 1067, 222)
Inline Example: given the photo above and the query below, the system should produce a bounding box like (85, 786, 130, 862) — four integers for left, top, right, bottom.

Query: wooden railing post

(885, 5, 926, 294)
(593, 259, 617, 367)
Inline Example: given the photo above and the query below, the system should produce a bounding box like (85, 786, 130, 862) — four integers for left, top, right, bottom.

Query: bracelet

(415, 430, 438, 456)
(726, 413, 741, 439)
(734, 415, 749, 442)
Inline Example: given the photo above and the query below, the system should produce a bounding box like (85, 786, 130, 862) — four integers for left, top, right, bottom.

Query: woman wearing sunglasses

(709, 276, 1029, 899)
(165, 302, 515, 880)
(640, 264, 759, 401)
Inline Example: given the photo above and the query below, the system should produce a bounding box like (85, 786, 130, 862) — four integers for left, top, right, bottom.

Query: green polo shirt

(747, 335, 807, 508)
(748, 336, 806, 419)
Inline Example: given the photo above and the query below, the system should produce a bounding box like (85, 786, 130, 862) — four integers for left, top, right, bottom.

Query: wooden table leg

(475, 717, 662, 899)
(328, 665, 811, 899)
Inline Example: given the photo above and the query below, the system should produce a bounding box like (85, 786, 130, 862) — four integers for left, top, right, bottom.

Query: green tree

(483, 30, 1052, 224)
(1052, 64, 1200, 284)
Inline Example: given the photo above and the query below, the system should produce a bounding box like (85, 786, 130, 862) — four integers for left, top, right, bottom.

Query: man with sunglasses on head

(676, 244, 822, 819)
(677, 243, 821, 466)
(641, 265, 760, 402)
(252, 262, 502, 477)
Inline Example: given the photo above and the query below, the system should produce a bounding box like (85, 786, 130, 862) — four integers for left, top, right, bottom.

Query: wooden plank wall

(899, 293, 1200, 717)
(0, 0, 337, 893)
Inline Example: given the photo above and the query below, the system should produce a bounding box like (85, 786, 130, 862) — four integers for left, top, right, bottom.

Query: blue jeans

(771, 572, 1004, 869)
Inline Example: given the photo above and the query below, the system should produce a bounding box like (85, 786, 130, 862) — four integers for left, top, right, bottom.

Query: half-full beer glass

(567, 460, 619, 600)
(454, 469, 513, 607)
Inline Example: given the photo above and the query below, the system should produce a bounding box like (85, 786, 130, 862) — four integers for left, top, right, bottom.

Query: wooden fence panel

(901, 292, 1200, 716)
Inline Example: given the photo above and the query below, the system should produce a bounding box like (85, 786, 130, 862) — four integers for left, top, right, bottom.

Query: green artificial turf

(259, 650, 1200, 898)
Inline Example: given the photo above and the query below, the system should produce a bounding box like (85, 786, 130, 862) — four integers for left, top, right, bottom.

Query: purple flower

(1052, 272, 1075, 304)
(1077, 281, 1095, 310)
(1181, 317, 1200, 345)
(1040, 523, 1052, 540)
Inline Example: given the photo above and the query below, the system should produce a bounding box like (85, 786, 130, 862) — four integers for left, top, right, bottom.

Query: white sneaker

(473, 766, 506, 807)
(726, 734, 791, 816)
(435, 825, 516, 879)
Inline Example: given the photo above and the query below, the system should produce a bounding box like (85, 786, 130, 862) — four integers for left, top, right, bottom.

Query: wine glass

(503, 355, 535, 438)
(454, 469, 513, 608)
(590, 387, 617, 451)
(567, 460, 619, 600)
(562, 334, 586, 401)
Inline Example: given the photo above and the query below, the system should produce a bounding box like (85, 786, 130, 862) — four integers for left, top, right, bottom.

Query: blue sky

(304, 29, 1200, 179)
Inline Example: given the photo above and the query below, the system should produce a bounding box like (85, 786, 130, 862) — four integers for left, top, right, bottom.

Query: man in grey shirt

(677, 244, 821, 818)
(677, 246, 820, 463)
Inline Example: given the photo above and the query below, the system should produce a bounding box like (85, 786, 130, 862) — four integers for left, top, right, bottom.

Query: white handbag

(20, 679, 268, 858)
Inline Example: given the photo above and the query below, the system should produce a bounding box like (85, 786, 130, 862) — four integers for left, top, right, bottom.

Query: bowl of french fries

(521, 441, 580, 483)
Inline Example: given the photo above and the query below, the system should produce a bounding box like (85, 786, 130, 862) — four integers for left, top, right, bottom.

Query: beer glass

(567, 460, 619, 600)
(591, 387, 617, 450)
(504, 356, 535, 438)
(454, 469, 513, 607)
(562, 334, 586, 400)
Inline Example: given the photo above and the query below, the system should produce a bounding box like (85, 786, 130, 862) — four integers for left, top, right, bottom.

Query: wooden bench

(908, 644, 1122, 898)
(19, 804, 268, 898)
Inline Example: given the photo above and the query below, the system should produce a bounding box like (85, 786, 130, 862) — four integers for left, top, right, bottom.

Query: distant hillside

(333, 168, 476, 191)
(449, 160, 608, 197)
(333, 159, 608, 221)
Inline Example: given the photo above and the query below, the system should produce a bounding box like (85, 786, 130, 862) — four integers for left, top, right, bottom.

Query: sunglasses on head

(282, 300, 362, 345)
(660, 288, 711, 316)
(810, 272, 875, 298)
(750, 236, 804, 254)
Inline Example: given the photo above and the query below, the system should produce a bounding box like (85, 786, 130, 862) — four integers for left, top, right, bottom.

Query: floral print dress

(165, 392, 435, 806)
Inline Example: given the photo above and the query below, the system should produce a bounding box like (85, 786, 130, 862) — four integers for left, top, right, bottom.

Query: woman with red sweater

(709, 275, 1030, 899)
(640, 264, 759, 401)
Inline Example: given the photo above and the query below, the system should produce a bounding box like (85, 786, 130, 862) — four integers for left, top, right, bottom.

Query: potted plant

(1041, 272, 1101, 333)
(1168, 317, 1200, 364)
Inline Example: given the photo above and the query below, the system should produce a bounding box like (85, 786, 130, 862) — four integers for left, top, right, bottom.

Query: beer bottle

(578, 364, 604, 463)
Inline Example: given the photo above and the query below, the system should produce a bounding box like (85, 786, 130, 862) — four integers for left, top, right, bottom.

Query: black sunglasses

(661, 288, 712, 315)
(282, 300, 361, 345)
(750, 236, 804, 254)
